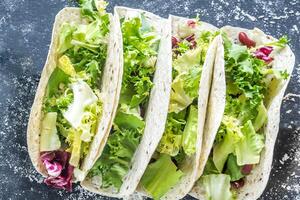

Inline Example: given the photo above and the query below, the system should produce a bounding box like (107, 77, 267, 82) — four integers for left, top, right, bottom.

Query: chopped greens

(89, 14, 160, 190)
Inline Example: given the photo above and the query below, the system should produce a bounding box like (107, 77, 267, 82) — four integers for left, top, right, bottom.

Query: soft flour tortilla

(191, 26, 295, 200)
(81, 6, 172, 198)
(27, 8, 121, 180)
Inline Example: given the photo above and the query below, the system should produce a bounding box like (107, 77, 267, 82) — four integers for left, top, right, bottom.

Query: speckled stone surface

(0, 0, 299, 199)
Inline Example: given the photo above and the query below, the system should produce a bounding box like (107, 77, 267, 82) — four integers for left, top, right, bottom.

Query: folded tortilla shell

(190, 26, 295, 200)
(81, 6, 172, 198)
(27, 7, 121, 180)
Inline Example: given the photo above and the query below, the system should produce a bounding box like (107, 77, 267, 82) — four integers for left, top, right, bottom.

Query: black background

(0, 0, 299, 199)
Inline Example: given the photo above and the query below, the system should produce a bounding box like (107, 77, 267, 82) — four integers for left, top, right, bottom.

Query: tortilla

(81, 6, 172, 198)
(27, 7, 121, 180)
(190, 26, 295, 200)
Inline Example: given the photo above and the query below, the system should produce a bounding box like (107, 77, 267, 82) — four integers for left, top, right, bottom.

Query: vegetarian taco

(136, 16, 221, 200)
(191, 26, 295, 200)
(27, 0, 121, 191)
(81, 6, 172, 197)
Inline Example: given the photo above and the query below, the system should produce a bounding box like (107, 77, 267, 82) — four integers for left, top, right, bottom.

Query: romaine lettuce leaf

(203, 157, 219, 175)
(169, 74, 193, 113)
(182, 105, 198, 156)
(63, 80, 98, 129)
(114, 104, 145, 131)
(40, 112, 61, 151)
(141, 154, 184, 200)
(253, 102, 267, 131)
(224, 154, 244, 181)
(57, 23, 76, 54)
(46, 67, 70, 98)
(213, 116, 243, 172)
(200, 174, 233, 200)
(78, 0, 108, 21)
(235, 120, 264, 166)
(173, 47, 202, 75)
(69, 128, 82, 167)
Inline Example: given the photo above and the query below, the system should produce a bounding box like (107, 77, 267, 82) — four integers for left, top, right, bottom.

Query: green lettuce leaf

(224, 154, 244, 181)
(79, 99, 103, 142)
(265, 35, 288, 48)
(173, 47, 202, 75)
(63, 80, 98, 129)
(121, 16, 159, 108)
(182, 105, 198, 156)
(169, 66, 202, 113)
(57, 23, 76, 54)
(235, 120, 264, 166)
(90, 128, 141, 189)
(169, 74, 193, 113)
(40, 112, 61, 151)
(213, 116, 243, 172)
(183, 67, 202, 99)
(69, 128, 82, 167)
(78, 0, 108, 21)
(141, 154, 184, 200)
(169, 46, 204, 113)
(130, 76, 153, 108)
(200, 174, 233, 200)
(114, 104, 145, 131)
(253, 102, 267, 131)
(46, 67, 70, 98)
(203, 157, 219, 175)
(157, 111, 186, 156)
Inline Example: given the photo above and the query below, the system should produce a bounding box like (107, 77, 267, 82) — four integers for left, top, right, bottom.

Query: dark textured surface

(0, 0, 299, 199)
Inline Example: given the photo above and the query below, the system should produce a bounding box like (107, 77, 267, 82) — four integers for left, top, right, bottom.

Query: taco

(135, 16, 221, 200)
(191, 26, 295, 200)
(27, 0, 121, 191)
(80, 6, 172, 197)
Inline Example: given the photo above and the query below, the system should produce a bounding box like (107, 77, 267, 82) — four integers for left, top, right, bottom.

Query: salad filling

(88, 14, 160, 190)
(140, 18, 217, 199)
(40, 0, 109, 190)
(199, 32, 289, 200)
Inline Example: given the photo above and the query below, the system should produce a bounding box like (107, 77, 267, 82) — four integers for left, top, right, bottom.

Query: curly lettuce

(90, 128, 141, 189)
(157, 112, 186, 156)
